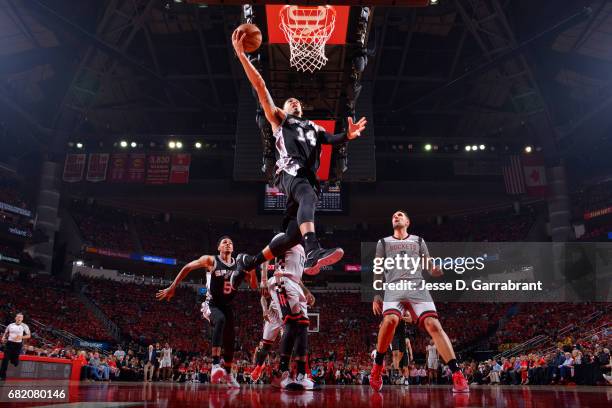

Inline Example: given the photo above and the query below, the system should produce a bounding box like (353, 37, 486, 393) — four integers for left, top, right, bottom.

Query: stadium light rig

(76, 142, 83, 149)
(195, 142, 202, 149)
(120, 140, 128, 148)
(130, 142, 137, 148)
(168, 141, 176, 149)
(524, 145, 533, 153)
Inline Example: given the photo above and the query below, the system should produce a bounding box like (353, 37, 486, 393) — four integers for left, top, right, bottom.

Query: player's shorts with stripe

(427, 357, 439, 370)
(382, 301, 438, 329)
(262, 304, 283, 343)
(268, 275, 309, 326)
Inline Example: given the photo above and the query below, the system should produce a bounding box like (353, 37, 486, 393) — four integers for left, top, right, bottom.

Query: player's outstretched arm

(232, 30, 282, 129)
(156, 255, 214, 301)
(317, 117, 367, 145)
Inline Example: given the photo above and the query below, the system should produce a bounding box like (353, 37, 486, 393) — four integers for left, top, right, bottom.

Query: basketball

(235, 23, 262, 53)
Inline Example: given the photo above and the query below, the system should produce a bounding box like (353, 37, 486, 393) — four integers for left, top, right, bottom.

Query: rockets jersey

(376, 235, 433, 302)
(274, 244, 306, 283)
(273, 114, 326, 176)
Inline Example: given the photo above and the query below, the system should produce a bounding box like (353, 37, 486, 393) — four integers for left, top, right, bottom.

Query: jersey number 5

(223, 281, 233, 294)
(297, 128, 316, 146)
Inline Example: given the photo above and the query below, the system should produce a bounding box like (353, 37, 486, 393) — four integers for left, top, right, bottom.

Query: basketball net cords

(279, 6, 336, 73)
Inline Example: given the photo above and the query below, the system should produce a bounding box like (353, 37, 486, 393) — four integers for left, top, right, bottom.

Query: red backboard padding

(313, 120, 336, 181)
(266, 5, 350, 45)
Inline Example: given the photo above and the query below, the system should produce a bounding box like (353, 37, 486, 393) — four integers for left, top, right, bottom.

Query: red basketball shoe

(370, 363, 383, 392)
(452, 371, 469, 393)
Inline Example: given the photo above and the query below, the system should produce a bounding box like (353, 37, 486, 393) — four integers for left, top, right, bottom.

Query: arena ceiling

(0, 0, 610, 162)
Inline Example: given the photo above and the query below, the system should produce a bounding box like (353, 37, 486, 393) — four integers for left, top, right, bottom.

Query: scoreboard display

(263, 183, 344, 213)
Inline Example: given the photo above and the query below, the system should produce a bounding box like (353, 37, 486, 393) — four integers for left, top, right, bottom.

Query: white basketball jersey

(275, 244, 305, 282)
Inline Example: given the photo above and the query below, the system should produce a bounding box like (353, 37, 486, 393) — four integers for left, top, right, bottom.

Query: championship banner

(109, 153, 128, 182)
(86, 153, 109, 182)
(62, 154, 86, 183)
(126, 153, 146, 183)
(584, 206, 612, 221)
(169, 153, 191, 184)
(146, 154, 171, 184)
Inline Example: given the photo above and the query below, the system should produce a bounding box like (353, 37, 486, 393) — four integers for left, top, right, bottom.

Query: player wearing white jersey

(426, 340, 439, 384)
(252, 234, 316, 390)
(370, 211, 469, 393)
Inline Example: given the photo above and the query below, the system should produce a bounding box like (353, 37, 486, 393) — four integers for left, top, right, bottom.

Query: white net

(279, 6, 336, 73)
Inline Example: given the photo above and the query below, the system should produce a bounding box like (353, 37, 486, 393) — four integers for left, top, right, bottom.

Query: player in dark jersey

(391, 317, 414, 385)
(157, 236, 252, 388)
(231, 29, 367, 278)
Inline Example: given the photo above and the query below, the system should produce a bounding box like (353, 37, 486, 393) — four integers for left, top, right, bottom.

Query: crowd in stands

(0, 173, 30, 211)
(0, 272, 113, 343)
(2, 269, 610, 387)
(71, 201, 537, 267)
(78, 275, 206, 353)
(70, 200, 137, 252)
(494, 303, 610, 350)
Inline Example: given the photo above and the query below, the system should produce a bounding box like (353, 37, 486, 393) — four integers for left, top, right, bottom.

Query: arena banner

(345, 264, 361, 272)
(108, 153, 128, 182)
(146, 154, 171, 184)
(0, 201, 32, 217)
(85, 153, 109, 182)
(133, 253, 177, 265)
(85, 246, 131, 259)
(62, 154, 86, 183)
(74, 340, 112, 350)
(126, 153, 146, 183)
(169, 153, 191, 184)
(584, 205, 612, 220)
(360, 241, 612, 303)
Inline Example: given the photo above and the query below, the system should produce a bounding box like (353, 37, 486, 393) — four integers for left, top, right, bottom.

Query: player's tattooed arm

(156, 255, 214, 301)
(232, 30, 283, 129)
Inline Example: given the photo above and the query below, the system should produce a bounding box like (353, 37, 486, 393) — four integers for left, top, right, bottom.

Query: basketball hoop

(279, 6, 336, 73)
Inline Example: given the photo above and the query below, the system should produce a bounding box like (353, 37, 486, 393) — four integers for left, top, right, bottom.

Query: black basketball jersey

(274, 114, 326, 176)
(394, 320, 416, 343)
(404, 324, 417, 342)
(206, 255, 237, 307)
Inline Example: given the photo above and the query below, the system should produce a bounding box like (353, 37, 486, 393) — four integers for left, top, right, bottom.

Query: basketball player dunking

(230, 29, 367, 279)
(370, 211, 469, 393)
(157, 236, 249, 388)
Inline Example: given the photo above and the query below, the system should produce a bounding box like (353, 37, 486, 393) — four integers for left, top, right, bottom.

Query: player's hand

(1, 337, 7, 344)
(372, 297, 383, 315)
(232, 29, 246, 56)
(347, 116, 367, 140)
(306, 293, 316, 307)
(156, 286, 176, 302)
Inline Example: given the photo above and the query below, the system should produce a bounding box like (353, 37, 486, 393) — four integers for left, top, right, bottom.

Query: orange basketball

(236, 23, 262, 53)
